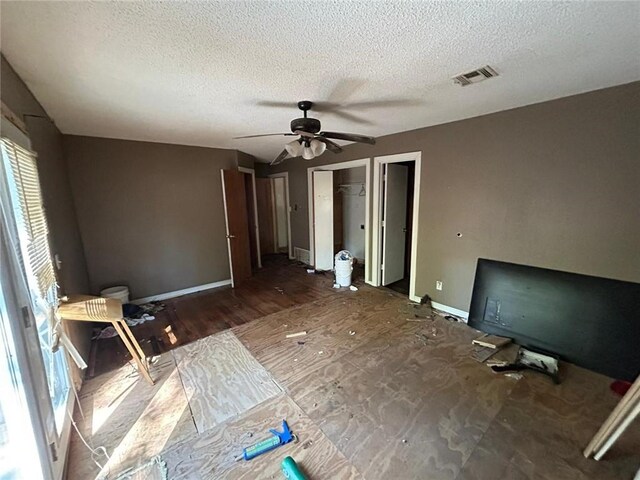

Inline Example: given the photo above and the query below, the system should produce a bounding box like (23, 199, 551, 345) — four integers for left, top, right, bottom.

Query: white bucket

(335, 250, 354, 287)
(100, 286, 130, 304)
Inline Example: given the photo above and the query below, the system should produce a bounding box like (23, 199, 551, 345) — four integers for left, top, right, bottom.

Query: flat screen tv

(468, 259, 640, 381)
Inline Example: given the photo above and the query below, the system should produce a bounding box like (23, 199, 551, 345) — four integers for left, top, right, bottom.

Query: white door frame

(307, 158, 372, 284)
(238, 167, 262, 268)
(372, 152, 422, 302)
(268, 172, 294, 259)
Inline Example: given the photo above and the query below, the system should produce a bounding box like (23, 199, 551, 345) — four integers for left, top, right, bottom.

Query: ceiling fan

(233, 100, 376, 165)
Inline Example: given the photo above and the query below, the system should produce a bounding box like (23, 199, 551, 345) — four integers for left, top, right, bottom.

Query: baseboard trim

(430, 301, 469, 321)
(131, 279, 232, 304)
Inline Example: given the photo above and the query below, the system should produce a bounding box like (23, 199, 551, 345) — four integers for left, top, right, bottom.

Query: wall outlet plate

(436, 281, 443, 291)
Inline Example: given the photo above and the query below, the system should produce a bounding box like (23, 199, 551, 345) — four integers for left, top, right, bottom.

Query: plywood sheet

(67, 353, 196, 479)
(162, 393, 361, 480)
(172, 330, 282, 433)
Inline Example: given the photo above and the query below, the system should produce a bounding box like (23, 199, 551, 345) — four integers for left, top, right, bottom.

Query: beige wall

(1, 54, 91, 381)
(270, 82, 640, 312)
(63, 135, 239, 299)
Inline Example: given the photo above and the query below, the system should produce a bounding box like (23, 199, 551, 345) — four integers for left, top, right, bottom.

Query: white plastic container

(334, 250, 354, 287)
(100, 286, 130, 304)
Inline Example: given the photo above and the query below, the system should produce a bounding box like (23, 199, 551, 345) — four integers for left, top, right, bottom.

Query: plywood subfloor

(69, 263, 640, 480)
(172, 330, 282, 433)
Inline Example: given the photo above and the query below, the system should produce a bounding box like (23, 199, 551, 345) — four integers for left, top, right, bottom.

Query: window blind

(0, 138, 57, 304)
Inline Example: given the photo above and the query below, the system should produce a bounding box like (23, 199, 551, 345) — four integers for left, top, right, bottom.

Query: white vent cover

(453, 65, 499, 86)
(294, 247, 310, 265)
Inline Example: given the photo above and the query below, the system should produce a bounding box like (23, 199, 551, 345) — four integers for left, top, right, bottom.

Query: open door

(313, 171, 334, 270)
(381, 163, 408, 285)
(221, 169, 252, 286)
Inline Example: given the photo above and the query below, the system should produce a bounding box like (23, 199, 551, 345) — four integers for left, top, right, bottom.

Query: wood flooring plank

(172, 330, 282, 433)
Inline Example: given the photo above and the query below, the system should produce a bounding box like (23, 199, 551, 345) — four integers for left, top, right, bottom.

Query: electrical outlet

(436, 281, 443, 291)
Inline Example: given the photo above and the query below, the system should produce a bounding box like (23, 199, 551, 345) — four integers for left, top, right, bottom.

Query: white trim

(430, 301, 469, 321)
(307, 158, 372, 283)
(372, 152, 422, 300)
(238, 166, 262, 269)
(220, 169, 235, 287)
(268, 172, 294, 259)
(131, 279, 232, 304)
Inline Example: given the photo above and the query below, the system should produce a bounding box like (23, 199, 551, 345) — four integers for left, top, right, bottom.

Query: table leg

(111, 320, 154, 385)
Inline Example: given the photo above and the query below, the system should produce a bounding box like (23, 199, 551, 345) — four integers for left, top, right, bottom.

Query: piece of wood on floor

(162, 393, 362, 480)
(172, 330, 282, 433)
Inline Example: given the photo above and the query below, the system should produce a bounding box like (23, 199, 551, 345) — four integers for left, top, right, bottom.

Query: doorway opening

(372, 152, 422, 301)
(255, 173, 293, 263)
(383, 161, 415, 295)
(308, 158, 371, 283)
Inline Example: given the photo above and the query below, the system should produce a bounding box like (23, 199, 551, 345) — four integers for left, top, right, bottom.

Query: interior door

(256, 178, 276, 255)
(381, 163, 408, 285)
(313, 171, 334, 270)
(221, 169, 252, 286)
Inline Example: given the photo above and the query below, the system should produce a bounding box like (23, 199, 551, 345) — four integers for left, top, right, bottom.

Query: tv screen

(468, 259, 640, 381)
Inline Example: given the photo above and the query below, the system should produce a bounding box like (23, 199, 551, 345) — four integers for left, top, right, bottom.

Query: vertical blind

(0, 138, 57, 304)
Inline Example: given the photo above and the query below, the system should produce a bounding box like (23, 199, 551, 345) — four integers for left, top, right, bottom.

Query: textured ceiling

(1, 1, 639, 162)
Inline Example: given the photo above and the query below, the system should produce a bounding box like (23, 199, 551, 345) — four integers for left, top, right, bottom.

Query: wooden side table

(58, 295, 154, 385)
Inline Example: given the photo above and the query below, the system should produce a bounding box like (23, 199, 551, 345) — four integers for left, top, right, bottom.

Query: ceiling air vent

(453, 65, 498, 86)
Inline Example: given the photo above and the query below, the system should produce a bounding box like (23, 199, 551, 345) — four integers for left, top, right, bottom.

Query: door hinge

(21, 306, 31, 328)
(381, 220, 385, 228)
(380, 264, 384, 270)
(49, 442, 58, 461)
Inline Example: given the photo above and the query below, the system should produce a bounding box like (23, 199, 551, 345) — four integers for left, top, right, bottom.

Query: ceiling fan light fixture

(310, 139, 326, 156)
(302, 146, 315, 160)
(285, 139, 303, 157)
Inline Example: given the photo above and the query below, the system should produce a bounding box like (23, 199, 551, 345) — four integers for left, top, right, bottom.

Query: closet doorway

(307, 158, 371, 283)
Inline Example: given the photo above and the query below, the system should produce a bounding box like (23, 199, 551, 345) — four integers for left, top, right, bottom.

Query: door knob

(227, 234, 236, 239)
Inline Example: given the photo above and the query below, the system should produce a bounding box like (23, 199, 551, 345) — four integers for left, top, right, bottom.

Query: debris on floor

(504, 373, 523, 380)
(94, 325, 118, 340)
(349, 285, 358, 291)
(491, 347, 560, 384)
(275, 287, 284, 294)
(333, 283, 341, 289)
(297, 341, 305, 346)
(240, 420, 295, 461)
(286, 331, 307, 338)
(113, 455, 168, 480)
(471, 345, 498, 363)
(415, 333, 430, 345)
(123, 301, 165, 326)
(306, 269, 315, 274)
(348, 330, 356, 336)
(472, 333, 512, 349)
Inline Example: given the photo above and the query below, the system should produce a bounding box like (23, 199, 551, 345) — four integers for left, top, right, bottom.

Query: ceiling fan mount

(233, 98, 376, 165)
(291, 101, 321, 134)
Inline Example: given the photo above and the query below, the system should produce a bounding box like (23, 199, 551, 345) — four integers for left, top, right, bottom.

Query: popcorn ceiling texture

(1, 1, 639, 161)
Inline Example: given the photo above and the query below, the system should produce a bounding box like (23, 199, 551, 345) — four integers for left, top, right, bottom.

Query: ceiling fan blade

(315, 137, 343, 154)
(270, 149, 289, 166)
(293, 130, 315, 139)
(233, 133, 294, 139)
(320, 131, 376, 145)
(342, 99, 418, 110)
(325, 109, 374, 126)
(257, 101, 298, 109)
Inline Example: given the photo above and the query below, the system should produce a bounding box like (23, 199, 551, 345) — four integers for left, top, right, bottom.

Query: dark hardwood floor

(89, 254, 359, 377)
